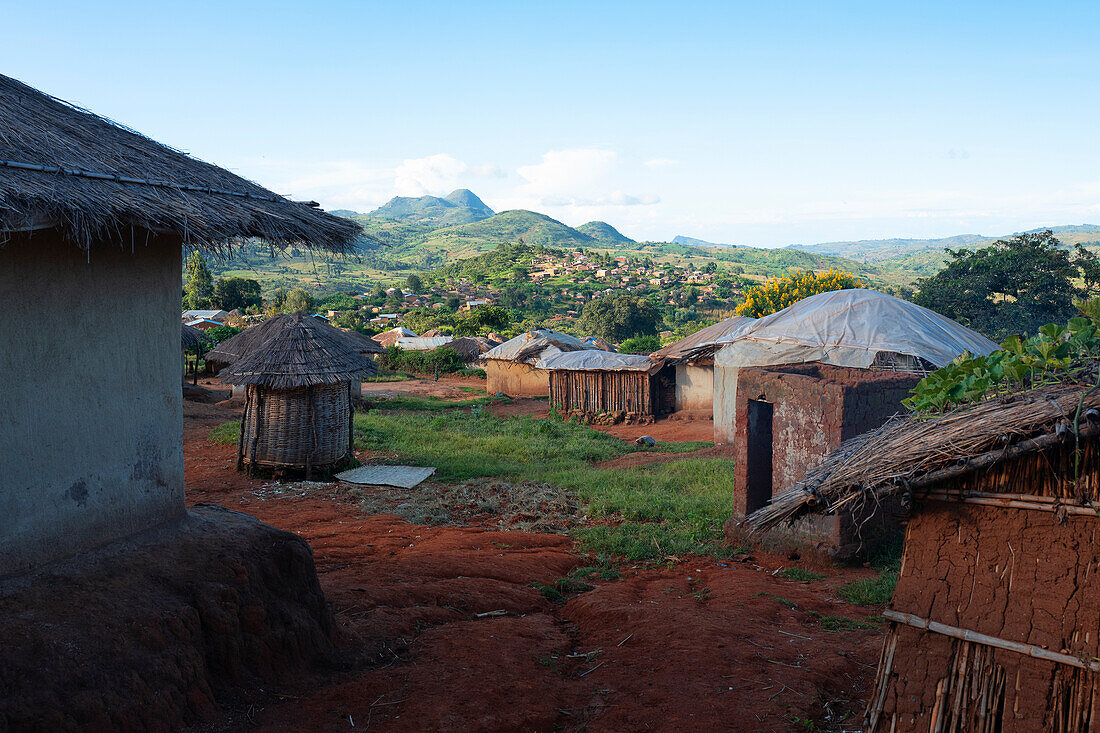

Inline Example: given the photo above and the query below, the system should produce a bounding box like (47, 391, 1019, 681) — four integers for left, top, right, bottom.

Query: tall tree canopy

(578, 293, 661, 342)
(913, 230, 1100, 341)
(183, 251, 214, 309)
(213, 277, 262, 311)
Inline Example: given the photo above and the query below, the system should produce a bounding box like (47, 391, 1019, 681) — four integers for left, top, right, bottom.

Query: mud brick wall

(873, 501, 1100, 731)
(733, 365, 918, 554)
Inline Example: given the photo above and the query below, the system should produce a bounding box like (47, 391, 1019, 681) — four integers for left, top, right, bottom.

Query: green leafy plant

(903, 317, 1100, 415)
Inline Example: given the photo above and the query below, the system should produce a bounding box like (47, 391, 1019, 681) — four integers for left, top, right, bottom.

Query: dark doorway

(745, 399, 774, 514)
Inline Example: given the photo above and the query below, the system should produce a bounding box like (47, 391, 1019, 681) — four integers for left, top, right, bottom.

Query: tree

(737, 269, 863, 318)
(405, 274, 423, 293)
(183, 251, 214, 309)
(619, 334, 662, 354)
(283, 287, 316, 314)
(445, 296, 462, 311)
(578, 293, 661, 342)
(213, 277, 262, 311)
(913, 231, 1094, 341)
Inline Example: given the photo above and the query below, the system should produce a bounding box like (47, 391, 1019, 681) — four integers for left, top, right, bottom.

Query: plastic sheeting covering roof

(713, 289, 999, 369)
(541, 350, 658, 372)
(482, 329, 598, 367)
(395, 336, 454, 351)
(651, 316, 756, 360)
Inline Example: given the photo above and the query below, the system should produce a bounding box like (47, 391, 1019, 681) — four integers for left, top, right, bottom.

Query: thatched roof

(747, 384, 1100, 532)
(0, 74, 360, 253)
(181, 323, 206, 351)
(205, 314, 381, 369)
(652, 316, 755, 361)
(221, 314, 377, 388)
(449, 336, 500, 362)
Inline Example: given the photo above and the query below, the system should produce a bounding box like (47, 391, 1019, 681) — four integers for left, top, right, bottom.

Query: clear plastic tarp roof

(541, 350, 657, 372)
(713, 289, 999, 370)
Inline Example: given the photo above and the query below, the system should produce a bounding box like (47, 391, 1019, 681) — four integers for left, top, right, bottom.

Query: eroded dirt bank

(185, 397, 883, 731)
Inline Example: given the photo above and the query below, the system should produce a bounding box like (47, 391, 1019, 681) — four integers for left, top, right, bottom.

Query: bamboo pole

(883, 610, 1100, 671)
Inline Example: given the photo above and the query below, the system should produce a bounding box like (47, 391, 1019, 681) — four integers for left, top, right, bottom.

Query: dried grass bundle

(749, 384, 1100, 531)
(0, 74, 360, 253)
(222, 314, 377, 389)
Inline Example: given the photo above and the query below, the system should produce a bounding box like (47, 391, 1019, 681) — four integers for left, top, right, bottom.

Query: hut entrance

(745, 399, 773, 514)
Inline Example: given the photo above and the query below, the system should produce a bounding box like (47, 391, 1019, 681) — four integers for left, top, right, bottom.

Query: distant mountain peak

(576, 221, 635, 245)
(368, 189, 494, 227)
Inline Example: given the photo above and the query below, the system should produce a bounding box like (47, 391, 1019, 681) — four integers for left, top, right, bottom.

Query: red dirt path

(184, 396, 883, 732)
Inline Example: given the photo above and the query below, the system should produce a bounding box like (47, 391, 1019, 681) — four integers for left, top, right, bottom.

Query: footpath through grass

(353, 408, 737, 559)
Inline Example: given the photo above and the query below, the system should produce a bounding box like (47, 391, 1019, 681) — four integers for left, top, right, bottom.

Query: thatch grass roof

(221, 314, 377, 388)
(181, 323, 206, 351)
(748, 384, 1100, 532)
(0, 74, 360, 253)
(205, 314, 382, 369)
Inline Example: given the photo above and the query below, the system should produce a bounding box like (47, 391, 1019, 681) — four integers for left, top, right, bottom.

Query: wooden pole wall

(549, 370, 654, 415)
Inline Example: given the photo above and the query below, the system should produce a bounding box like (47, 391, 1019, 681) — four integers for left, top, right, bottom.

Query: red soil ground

(184, 391, 884, 732)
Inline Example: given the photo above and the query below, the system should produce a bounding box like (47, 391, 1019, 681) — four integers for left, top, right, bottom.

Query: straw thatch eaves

(204, 314, 381, 370)
(181, 323, 206, 351)
(221, 315, 378, 389)
(748, 384, 1100, 532)
(0, 74, 360, 253)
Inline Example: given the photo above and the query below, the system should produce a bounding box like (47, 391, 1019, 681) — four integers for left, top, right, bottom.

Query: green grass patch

(776, 567, 826, 582)
(458, 368, 487, 378)
(754, 592, 798, 609)
(838, 571, 898, 606)
(365, 370, 414, 382)
(209, 421, 240, 445)
(649, 440, 714, 453)
(352, 410, 737, 559)
(363, 394, 503, 412)
(531, 577, 595, 604)
(457, 385, 484, 394)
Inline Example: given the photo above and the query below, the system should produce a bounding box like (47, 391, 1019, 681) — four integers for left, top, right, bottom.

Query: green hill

(368, 188, 494, 226)
(576, 221, 635, 245)
(411, 210, 598, 255)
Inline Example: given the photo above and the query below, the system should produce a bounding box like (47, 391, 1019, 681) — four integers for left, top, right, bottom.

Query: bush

(736, 269, 862, 318)
(619, 334, 662, 354)
(379, 345, 465, 376)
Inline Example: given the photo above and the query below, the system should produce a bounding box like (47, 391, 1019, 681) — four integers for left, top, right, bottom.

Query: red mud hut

(222, 314, 377, 477)
(711, 289, 998, 556)
(749, 382, 1100, 731)
(482, 329, 600, 397)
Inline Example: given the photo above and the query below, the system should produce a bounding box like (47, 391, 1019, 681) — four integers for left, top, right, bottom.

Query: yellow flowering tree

(736, 269, 863, 318)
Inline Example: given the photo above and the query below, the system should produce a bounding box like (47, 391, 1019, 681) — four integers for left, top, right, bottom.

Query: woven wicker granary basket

(239, 383, 351, 470)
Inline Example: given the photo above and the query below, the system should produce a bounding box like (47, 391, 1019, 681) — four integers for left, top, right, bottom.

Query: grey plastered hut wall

(222, 315, 375, 477)
(0, 74, 360, 574)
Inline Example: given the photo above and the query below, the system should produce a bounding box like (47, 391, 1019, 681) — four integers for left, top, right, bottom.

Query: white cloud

(644, 157, 679, 168)
(394, 153, 468, 197)
(516, 149, 618, 198)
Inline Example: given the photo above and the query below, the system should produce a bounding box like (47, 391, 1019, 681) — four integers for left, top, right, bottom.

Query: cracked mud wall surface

(877, 500, 1100, 731)
(0, 506, 333, 732)
(0, 229, 185, 574)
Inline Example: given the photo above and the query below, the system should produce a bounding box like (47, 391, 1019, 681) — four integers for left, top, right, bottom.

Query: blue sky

(4, 1, 1099, 246)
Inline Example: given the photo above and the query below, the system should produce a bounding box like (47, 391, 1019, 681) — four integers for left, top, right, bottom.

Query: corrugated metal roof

(395, 336, 454, 351)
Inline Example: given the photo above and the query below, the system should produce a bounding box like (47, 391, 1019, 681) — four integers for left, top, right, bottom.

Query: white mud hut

(708, 289, 998, 444)
(482, 329, 600, 397)
(650, 316, 755, 414)
(222, 315, 376, 478)
(0, 73, 360, 575)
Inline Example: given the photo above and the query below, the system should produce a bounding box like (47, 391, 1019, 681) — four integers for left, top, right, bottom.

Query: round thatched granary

(222, 314, 376, 476)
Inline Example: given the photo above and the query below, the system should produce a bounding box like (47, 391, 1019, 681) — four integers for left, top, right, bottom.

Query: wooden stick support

(883, 609, 1100, 672)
